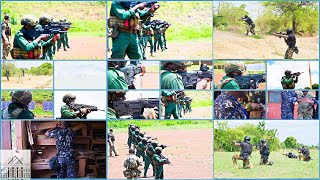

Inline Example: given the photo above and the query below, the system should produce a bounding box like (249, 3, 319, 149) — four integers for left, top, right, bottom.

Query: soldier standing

(297, 90, 315, 119)
(232, 136, 253, 169)
(60, 94, 92, 119)
(2, 14, 11, 59)
(281, 91, 297, 119)
(281, 70, 299, 89)
(123, 148, 142, 179)
(161, 61, 192, 89)
(273, 28, 297, 59)
(152, 147, 170, 179)
(240, 15, 255, 36)
(162, 90, 180, 119)
(45, 122, 77, 178)
(108, 128, 119, 156)
(217, 62, 246, 89)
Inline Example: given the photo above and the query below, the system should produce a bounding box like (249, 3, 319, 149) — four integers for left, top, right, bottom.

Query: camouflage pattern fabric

(214, 92, 247, 119)
(281, 91, 297, 119)
(285, 47, 295, 59)
(123, 154, 141, 179)
(232, 154, 253, 169)
(297, 93, 314, 119)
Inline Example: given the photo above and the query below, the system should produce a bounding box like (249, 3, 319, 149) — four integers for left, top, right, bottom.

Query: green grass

(2, 1, 106, 37)
(250, 35, 264, 39)
(108, 120, 213, 133)
(184, 91, 212, 108)
(214, 150, 319, 178)
(145, 65, 159, 73)
(2, 90, 53, 117)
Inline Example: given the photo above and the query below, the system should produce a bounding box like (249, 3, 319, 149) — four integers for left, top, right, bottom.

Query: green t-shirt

(221, 76, 240, 89)
(60, 105, 77, 119)
(161, 71, 184, 89)
(108, 69, 128, 90)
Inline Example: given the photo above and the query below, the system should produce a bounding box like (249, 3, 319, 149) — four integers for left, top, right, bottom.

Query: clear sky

(55, 61, 106, 89)
(215, 120, 319, 146)
(54, 91, 106, 119)
(125, 91, 159, 100)
(267, 61, 319, 89)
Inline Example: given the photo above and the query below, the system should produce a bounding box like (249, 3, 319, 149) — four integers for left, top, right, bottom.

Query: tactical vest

(1, 22, 11, 38)
(241, 142, 253, 157)
(125, 156, 139, 169)
(108, 16, 140, 34)
(286, 34, 296, 47)
(281, 77, 295, 89)
(12, 29, 42, 59)
(260, 144, 270, 155)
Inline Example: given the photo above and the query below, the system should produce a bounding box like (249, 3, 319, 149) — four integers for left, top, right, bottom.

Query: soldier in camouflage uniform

(123, 148, 142, 179)
(2, 14, 11, 59)
(217, 61, 246, 89)
(57, 17, 68, 51)
(144, 141, 157, 177)
(232, 136, 253, 169)
(297, 91, 315, 119)
(214, 91, 247, 119)
(136, 138, 148, 160)
(12, 14, 53, 59)
(240, 15, 255, 36)
(108, 128, 119, 156)
(184, 96, 193, 113)
(281, 91, 297, 119)
(2, 91, 35, 119)
(281, 70, 299, 89)
(128, 124, 136, 148)
(36, 14, 58, 60)
(259, 139, 274, 166)
(60, 94, 92, 119)
(152, 147, 170, 179)
(298, 146, 311, 161)
(273, 28, 297, 59)
(45, 122, 77, 178)
(142, 19, 154, 59)
(161, 61, 192, 89)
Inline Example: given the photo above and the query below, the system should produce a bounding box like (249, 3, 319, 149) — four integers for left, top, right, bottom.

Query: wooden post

(15, 121, 27, 150)
(2, 121, 12, 149)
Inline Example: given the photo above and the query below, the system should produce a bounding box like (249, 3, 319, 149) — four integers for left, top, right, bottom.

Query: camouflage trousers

(109, 143, 118, 156)
(232, 154, 253, 169)
(298, 154, 311, 161)
(123, 169, 141, 179)
(2, 42, 11, 59)
(57, 157, 77, 178)
(260, 155, 274, 165)
(285, 47, 295, 59)
(245, 24, 255, 35)
(298, 110, 313, 119)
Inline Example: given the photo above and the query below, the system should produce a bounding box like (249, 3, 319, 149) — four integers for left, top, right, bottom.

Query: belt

(118, 27, 137, 34)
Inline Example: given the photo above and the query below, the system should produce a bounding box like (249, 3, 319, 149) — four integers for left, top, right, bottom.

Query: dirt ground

(1, 75, 52, 89)
(8, 36, 106, 60)
(214, 73, 266, 89)
(108, 128, 213, 179)
(159, 106, 213, 119)
(108, 40, 212, 60)
(141, 72, 159, 89)
(214, 31, 318, 59)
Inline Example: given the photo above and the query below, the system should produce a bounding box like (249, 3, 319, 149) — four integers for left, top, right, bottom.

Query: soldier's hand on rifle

(136, 2, 147, 9)
(52, 34, 60, 42)
(196, 78, 212, 89)
(39, 34, 50, 40)
(80, 108, 91, 115)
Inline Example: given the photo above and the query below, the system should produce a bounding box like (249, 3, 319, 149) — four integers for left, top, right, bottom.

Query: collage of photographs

(0, 0, 319, 180)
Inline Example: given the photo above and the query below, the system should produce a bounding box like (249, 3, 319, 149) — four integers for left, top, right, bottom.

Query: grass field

(108, 120, 213, 132)
(2, 1, 106, 37)
(214, 150, 319, 178)
(184, 91, 212, 108)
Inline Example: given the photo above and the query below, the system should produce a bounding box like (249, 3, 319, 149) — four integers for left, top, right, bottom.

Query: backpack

(126, 156, 138, 169)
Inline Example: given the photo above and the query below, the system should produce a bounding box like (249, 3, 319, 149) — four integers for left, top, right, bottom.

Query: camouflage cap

(162, 61, 193, 68)
(39, 14, 53, 25)
(62, 94, 76, 103)
(129, 148, 135, 154)
(155, 147, 162, 151)
(21, 14, 38, 27)
(224, 61, 246, 74)
(11, 91, 32, 106)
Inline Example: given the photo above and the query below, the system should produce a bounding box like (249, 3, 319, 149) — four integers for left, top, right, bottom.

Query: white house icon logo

(1, 150, 31, 179)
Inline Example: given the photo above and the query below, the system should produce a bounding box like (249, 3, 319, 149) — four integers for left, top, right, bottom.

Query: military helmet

(4, 14, 10, 20)
(60, 17, 67, 22)
(11, 91, 32, 106)
(284, 70, 291, 75)
(139, 132, 145, 137)
(62, 94, 76, 103)
(261, 139, 266, 144)
(151, 141, 158, 147)
(21, 14, 38, 27)
(142, 138, 148, 143)
(130, 126, 136, 131)
(286, 28, 293, 34)
(224, 61, 245, 74)
(244, 15, 248, 18)
(162, 61, 193, 68)
(110, 128, 113, 132)
(155, 147, 162, 154)
(129, 148, 135, 154)
(39, 14, 53, 25)
(244, 136, 250, 142)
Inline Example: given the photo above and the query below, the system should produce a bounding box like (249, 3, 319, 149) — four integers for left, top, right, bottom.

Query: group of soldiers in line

(108, 1, 169, 60)
(118, 124, 171, 179)
(241, 15, 297, 59)
(232, 136, 312, 169)
(280, 70, 318, 119)
(161, 90, 193, 119)
(2, 14, 71, 60)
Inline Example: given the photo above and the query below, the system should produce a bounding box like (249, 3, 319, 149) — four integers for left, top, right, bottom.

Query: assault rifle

(233, 74, 266, 89)
(120, 64, 146, 89)
(111, 98, 159, 119)
(26, 21, 74, 39)
(290, 72, 303, 77)
(272, 31, 287, 38)
(178, 65, 213, 89)
(160, 154, 173, 166)
(68, 102, 105, 119)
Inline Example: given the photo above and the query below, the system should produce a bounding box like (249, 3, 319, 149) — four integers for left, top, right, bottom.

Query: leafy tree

(284, 136, 298, 149)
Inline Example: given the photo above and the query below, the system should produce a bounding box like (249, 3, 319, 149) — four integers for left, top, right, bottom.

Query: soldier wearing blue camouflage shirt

(214, 91, 247, 119)
(45, 122, 77, 178)
(281, 91, 297, 119)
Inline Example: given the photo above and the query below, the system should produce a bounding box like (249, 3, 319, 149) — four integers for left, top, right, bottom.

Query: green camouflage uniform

(297, 93, 314, 119)
(162, 90, 179, 119)
(2, 21, 11, 59)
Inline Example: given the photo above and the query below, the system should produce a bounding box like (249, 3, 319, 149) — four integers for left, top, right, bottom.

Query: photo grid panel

(213, 0, 319, 179)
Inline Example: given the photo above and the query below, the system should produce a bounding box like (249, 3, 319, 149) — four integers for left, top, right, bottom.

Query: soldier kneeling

(259, 139, 274, 166)
(232, 136, 253, 169)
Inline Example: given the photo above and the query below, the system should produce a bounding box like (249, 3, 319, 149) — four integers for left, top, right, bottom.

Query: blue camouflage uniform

(281, 91, 297, 119)
(214, 92, 247, 119)
(48, 128, 77, 178)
